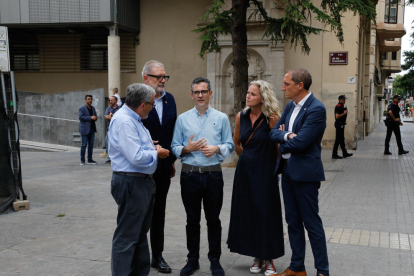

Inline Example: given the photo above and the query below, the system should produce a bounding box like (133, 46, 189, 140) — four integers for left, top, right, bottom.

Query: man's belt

(113, 171, 153, 178)
(182, 164, 221, 173)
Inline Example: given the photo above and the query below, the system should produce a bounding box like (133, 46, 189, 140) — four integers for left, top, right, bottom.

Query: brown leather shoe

(271, 268, 307, 276)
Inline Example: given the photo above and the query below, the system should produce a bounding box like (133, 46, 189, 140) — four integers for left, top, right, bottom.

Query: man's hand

(279, 124, 285, 131)
(155, 145, 169, 159)
(91, 115, 97, 120)
(400, 122, 403, 126)
(171, 163, 176, 178)
(152, 140, 159, 145)
(185, 135, 207, 152)
(395, 118, 400, 122)
(344, 110, 348, 115)
(201, 145, 219, 158)
(288, 133, 297, 140)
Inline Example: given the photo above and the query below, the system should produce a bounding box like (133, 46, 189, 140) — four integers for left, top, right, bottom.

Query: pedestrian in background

(112, 87, 122, 106)
(104, 96, 120, 164)
(332, 95, 353, 159)
(384, 95, 409, 155)
(78, 94, 98, 165)
(109, 83, 170, 276)
(142, 60, 177, 273)
(228, 80, 284, 276)
(171, 77, 235, 276)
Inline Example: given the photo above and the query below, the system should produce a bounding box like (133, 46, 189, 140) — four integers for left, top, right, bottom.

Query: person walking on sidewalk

(332, 95, 353, 159)
(109, 83, 170, 276)
(142, 60, 177, 273)
(384, 95, 409, 155)
(171, 77, 235, 276)
(228, 80, 284, 276)
(78, 94, 98, 165)
(104, 96, 120, 164)
(269, 69, 329, 276)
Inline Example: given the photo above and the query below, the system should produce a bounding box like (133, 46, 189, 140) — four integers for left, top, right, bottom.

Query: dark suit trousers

(111, 173, 156, 276)
(385, 124, 403, 152)
(332, 123, 347, 156)
(150, 167, 172, 258)
(281, 162, 329, 275)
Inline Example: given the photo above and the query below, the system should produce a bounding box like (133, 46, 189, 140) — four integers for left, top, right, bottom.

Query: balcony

(381, 56, 402, 75)
(379, 38, 401, 52)
(376, 0, 406, 40)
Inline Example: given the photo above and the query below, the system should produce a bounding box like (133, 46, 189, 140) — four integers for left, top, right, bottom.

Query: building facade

(0, 0, 406, 149)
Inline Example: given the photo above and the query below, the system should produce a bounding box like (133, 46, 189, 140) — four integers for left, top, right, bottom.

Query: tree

(193, 0, 377, 115)
(392, 75, 407, 97)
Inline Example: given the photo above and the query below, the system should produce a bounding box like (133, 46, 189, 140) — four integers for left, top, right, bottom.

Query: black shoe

(343, 153, 353, 158)
(332, 155, 343, 159)
(151, 256, 172, 273)
(87, 160, 98, 165)
(180, 259, 199, 276)
(384, 151, 392, 155)
(399, 150, 409, 155)
(210, 259, 225, 276)
(105, 160, 111, 164)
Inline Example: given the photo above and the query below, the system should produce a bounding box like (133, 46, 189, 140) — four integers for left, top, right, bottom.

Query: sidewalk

(0, 120, 413, 276)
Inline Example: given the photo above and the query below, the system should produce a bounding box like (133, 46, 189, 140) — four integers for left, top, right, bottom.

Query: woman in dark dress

(228, 80, 284, 275)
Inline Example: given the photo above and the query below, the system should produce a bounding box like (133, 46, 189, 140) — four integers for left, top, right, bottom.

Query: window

(80, 35, 108, 71)
(9, 35, 40, 71)
(381, 52, 388, 60)
(384, 0, 398, 23)
(386, 38, 395, 41)
(392, 52, 397, 60)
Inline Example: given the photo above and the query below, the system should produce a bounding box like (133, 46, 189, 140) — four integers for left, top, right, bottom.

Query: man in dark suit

(142, 60, 177, 273)
(270, 69, 329, 276)
(79, 94, 98, 166)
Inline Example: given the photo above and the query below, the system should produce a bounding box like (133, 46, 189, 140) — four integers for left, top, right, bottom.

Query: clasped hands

(153, 140, 169, 159)
(185, 135, 219, 158)
(279, 124, 297, 140)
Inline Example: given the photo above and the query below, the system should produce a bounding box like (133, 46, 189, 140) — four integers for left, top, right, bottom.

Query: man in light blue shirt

(171, 77, 234, 276)
(108, 83, 169, 276)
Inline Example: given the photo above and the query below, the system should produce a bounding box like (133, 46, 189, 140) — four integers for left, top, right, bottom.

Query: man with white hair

(109, 83, 170, 276)
(141, 60, 177, 273)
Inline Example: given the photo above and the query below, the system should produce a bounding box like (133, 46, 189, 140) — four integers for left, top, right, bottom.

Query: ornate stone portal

(206, 0, 286, 126)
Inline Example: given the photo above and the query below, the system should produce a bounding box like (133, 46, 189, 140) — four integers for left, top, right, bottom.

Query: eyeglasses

(192, 90, 210, 96)
(146, 102, 156, 108)
(147, 74, 170, 82)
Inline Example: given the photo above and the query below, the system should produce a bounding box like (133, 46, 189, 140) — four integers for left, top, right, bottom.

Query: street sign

(329, 51, 348, 65)
(0, 26, 10, 72)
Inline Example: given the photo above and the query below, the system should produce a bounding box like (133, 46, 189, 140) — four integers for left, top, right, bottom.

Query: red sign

(329, 52, 348, 65)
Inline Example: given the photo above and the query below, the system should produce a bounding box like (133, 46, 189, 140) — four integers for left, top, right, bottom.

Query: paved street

(1, 118, 414, 276)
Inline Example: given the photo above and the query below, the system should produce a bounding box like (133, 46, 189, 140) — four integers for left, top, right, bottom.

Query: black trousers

(111, 173, 156, 276)
(332, 123, 347, 156)
(385, 123, 403, 152)
(180, 170, 224, 261)
(150, 167, 172, 258)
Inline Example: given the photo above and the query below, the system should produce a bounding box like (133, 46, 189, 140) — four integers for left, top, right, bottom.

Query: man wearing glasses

(171, 77, 235, 276)
(142, 60, 177, 273)
(109, 83, 170, 276)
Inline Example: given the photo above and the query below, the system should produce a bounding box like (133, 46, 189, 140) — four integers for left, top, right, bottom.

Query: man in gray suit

(78, 94, 98, 165)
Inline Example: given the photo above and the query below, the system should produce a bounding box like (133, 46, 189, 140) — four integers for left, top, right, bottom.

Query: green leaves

(193, 0, 377, 57)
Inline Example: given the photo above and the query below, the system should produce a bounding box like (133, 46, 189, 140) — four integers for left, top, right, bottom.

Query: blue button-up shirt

(108, 105, 158, 174)
(171, 106, 235, 166)
(154, 90, 166, 125)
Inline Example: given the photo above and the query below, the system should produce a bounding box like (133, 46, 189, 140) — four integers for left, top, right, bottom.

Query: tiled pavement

(0, 119, 413, 276)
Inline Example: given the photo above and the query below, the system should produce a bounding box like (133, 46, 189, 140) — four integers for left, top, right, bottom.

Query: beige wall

(284, 10, 360, 149)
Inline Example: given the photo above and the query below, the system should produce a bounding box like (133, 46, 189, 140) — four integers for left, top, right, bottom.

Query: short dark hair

(85, 94, 93, 100)
(110, 96, 117, 101)
(125, 83, 155, 109)
(191, 77, 211, 91)
(287, 68, 312, 90)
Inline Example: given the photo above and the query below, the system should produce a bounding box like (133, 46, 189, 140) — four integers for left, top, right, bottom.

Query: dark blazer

(269, 93, 326, 182)
(142, 92, 177, 174)
(78, 104, 97, 135)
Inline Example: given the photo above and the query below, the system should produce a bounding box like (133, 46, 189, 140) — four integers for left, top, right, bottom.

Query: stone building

(0, 0, 406, 149)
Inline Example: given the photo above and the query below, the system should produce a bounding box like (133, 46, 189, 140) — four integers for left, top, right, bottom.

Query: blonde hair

(243, 80, 281, 119)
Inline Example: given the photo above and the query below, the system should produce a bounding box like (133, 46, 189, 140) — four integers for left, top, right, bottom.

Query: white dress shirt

(282, 92, 312, 159)
(154, 90, 166, 125)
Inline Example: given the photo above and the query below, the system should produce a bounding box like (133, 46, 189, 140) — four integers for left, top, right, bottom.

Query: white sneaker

(264, 260, 277, 276)
(250, 258, 264, 274)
